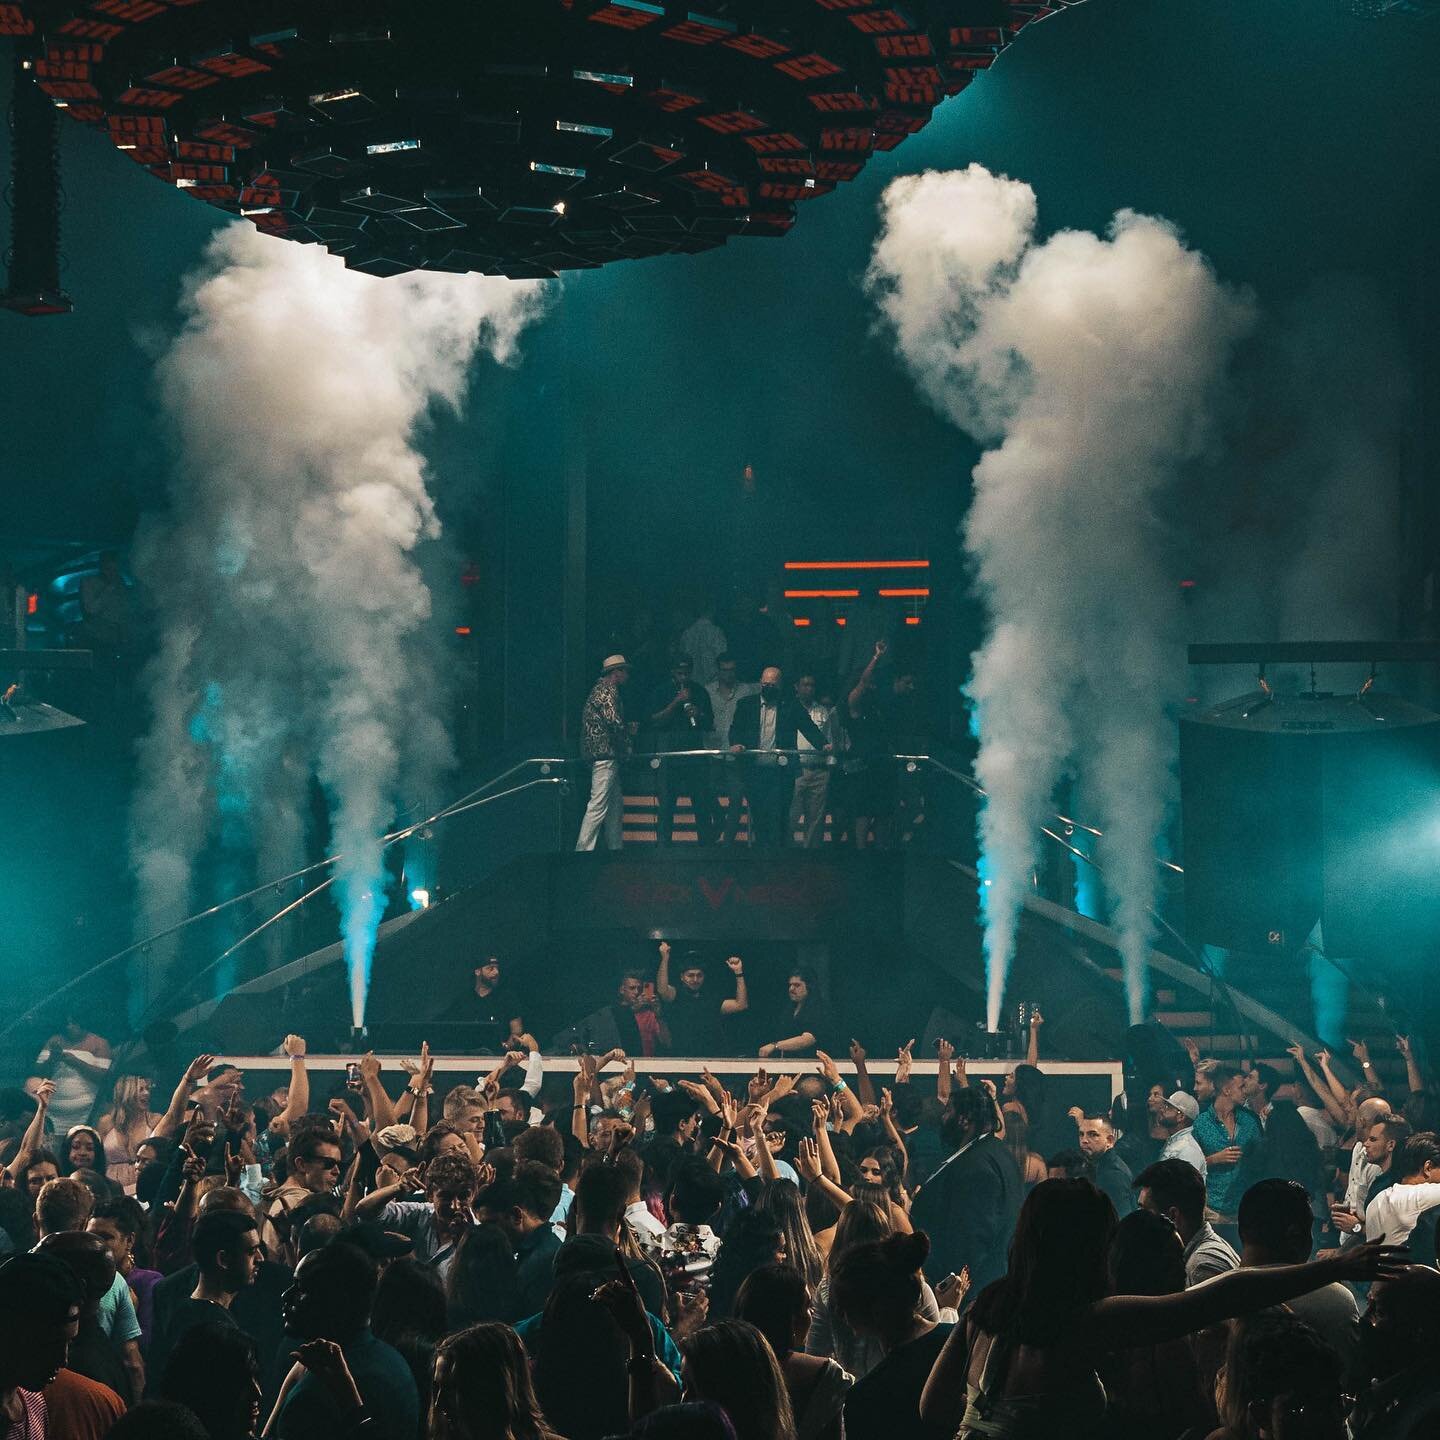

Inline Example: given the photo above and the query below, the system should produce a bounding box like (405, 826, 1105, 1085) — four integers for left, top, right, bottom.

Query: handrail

(0, 769, 569, 1044)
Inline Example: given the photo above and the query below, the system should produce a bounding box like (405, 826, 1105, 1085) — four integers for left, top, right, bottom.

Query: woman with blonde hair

(431, 1322, 565, 1440)
(97, 1075, 163, 1194)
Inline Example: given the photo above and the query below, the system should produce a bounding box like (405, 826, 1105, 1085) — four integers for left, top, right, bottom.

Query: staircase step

(1154, 1011, 1216, 1030)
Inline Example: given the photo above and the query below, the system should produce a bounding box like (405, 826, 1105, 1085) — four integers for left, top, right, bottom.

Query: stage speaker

(1180, 691, 1440, 965)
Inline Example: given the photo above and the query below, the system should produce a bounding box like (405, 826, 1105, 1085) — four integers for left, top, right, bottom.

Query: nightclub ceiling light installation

(3, 0, 1082, 279)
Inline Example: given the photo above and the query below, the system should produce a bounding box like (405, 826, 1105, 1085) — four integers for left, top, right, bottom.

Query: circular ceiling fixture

(4, 0, 1081, 278)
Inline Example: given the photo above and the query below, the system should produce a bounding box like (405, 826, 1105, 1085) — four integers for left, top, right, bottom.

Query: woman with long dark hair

(707, 1211, 786, 1321)
(736, 1264, 850, 1440)
(919, 1178, 1405, 1438)
(680, 1320, 797, 1440)
(758, 1181, 823, 1295)
(431, 1322, 565, 1440)
(60, 1124, 108, 1181)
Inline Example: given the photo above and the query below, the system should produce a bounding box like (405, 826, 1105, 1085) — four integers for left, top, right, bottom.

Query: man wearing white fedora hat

(576, 654, 635, 850)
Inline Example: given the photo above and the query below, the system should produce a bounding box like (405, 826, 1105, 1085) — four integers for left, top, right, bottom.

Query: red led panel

(92, 0, 165, 20)
(876, 32, 933, 55)
(696, 109, 766, 134)
(848, 8, 916, 33)
(662, 16, 736, 45)
(774, 51, 842, 80)
(176, 139, 234, 161)
(170, 161, 228, 182)
(815, 158, 863, 181)
(58, 17, 123, 38)
(115, 85, 184, 107)
(648, 83, 705, 110)
(883, 81, 937, 105)
(195, 51, 272, 78)
(195, 119, 260, 147)
(807, 90, 874, 112)
(723, 31, 789, 59)
(144, 64, 219, 90)
(757, 155, 814, 175)
(820, 125, 872, 151)
(37, 78, 101, 98)
(744, 131, 805, 153)
(586, 0, 664, 27)
(0, 5, 35, 34)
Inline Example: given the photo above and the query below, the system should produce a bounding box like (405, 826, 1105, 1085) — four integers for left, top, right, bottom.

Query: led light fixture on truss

(1, 0, 1085, 290)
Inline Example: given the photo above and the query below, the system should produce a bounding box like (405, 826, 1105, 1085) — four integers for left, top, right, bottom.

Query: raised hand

(879, 1087, 894, 1117)
(896, 1039, 915, 1084)
(725, 955, 744, 975)
(1029, 1006, 1044, 1030)
(815, 1050, 840, 1085)
(1397, 1034, 1414, 1059)
(795, 1136, 822, 1182)
(223, 1142, 242, 1185)
(849, 1038, 867, 1066)
(1285, 1042, 1306, 1062)
(1316, 1048, 1334, 1068)
(811, 1098, 829, 1132)
(282, 1033, 307, 1058)
(1332, 1242, 1410, 1284)
(768, 1074, 798, 1102)
(358, 1052, 381, 1082)
(1180, 1036, 1201, 1065)
(659, 940, 671, 962)
(1348, 1038, 1371, 1066)
(32, 1079, 56, 1108)
(185, 1054, 217, 1084)
(936, 1038, 954, 1065)
(748, 1069, 771, 1103)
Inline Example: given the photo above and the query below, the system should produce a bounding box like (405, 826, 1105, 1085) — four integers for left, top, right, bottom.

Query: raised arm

(358, 1052, 397, 1131)
(1315, 1048, 1355, 1123)
(1348, 1038, 1384, 1097)
(795, 1136, 851, 1212)
(352, 1167, 421, 1221)
(848, 640, 886, 713)
(879, 1088, 909, 1175)
(572, 1061, 594, 1148)
(848, 1038, 877, 1108)
(1286, 1043, 1347, 1128)
(1026, 1007, 1043, 1067)
(5, 1079, 54, 1181)
(655, 941, 677, 1003)
(1397, 1034, 1425, 1096)
(936, 1039, 954, 1105)
(152, 1054, 216, 1140)
(816, 1051, 863, 1127)
(720, 955, 749, 1015)
(811, 1100, 843, 1186)
(277, 1034, 310, 1129)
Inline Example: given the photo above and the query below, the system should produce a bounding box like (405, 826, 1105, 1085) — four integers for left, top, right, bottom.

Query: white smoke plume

(866, 165, 1254, 1027)
(130, 224, 549, 1027)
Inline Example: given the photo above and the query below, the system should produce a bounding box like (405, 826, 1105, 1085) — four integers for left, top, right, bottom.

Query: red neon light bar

(784, 559, 929, 570)
(792, 617, 811, 627)
(783, 588, 859, 599)
(878, 587, 930, 597)
(905, 616, 921, 626)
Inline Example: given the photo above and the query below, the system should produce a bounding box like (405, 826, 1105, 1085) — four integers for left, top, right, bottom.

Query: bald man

(728, 666, 830, 847)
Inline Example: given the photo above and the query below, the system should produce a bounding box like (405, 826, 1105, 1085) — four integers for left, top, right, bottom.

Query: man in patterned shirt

(576, 655, 634, 851)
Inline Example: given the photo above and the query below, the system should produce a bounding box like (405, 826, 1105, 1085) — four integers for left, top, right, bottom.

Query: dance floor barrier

(213, 1055, 1124, 1100)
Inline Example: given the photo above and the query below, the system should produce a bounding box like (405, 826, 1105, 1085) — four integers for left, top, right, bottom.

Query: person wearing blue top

(1192, 1064, 1263, 1235)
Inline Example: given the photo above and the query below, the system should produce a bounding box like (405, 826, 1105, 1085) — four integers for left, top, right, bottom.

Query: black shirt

(843, 1322, 954, 1440)
(645, 679, 715, 744)
(471, 982, 523, 1052)
(666, 987, 726, 1054)
(515, 1225, 564, 1319)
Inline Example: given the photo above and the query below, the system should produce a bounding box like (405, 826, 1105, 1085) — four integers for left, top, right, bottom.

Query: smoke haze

(130, 224, 548, 1026)
(867, 164, 1254, 1026)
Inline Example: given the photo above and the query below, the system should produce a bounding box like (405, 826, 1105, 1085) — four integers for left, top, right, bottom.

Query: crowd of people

(2, 1009, 1438, 1440)
(576, 626, 931, 853)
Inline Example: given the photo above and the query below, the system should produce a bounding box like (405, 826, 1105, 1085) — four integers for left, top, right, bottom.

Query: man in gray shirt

(1134, 1157, 1239, 1286)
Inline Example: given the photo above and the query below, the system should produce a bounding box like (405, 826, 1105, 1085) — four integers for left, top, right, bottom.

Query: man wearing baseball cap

(1157, 1090, 1206, 1176)
(576, 655, 635, 851)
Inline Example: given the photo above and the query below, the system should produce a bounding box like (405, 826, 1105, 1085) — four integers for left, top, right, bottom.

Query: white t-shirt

(1364, 1181, 1440, 1245)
